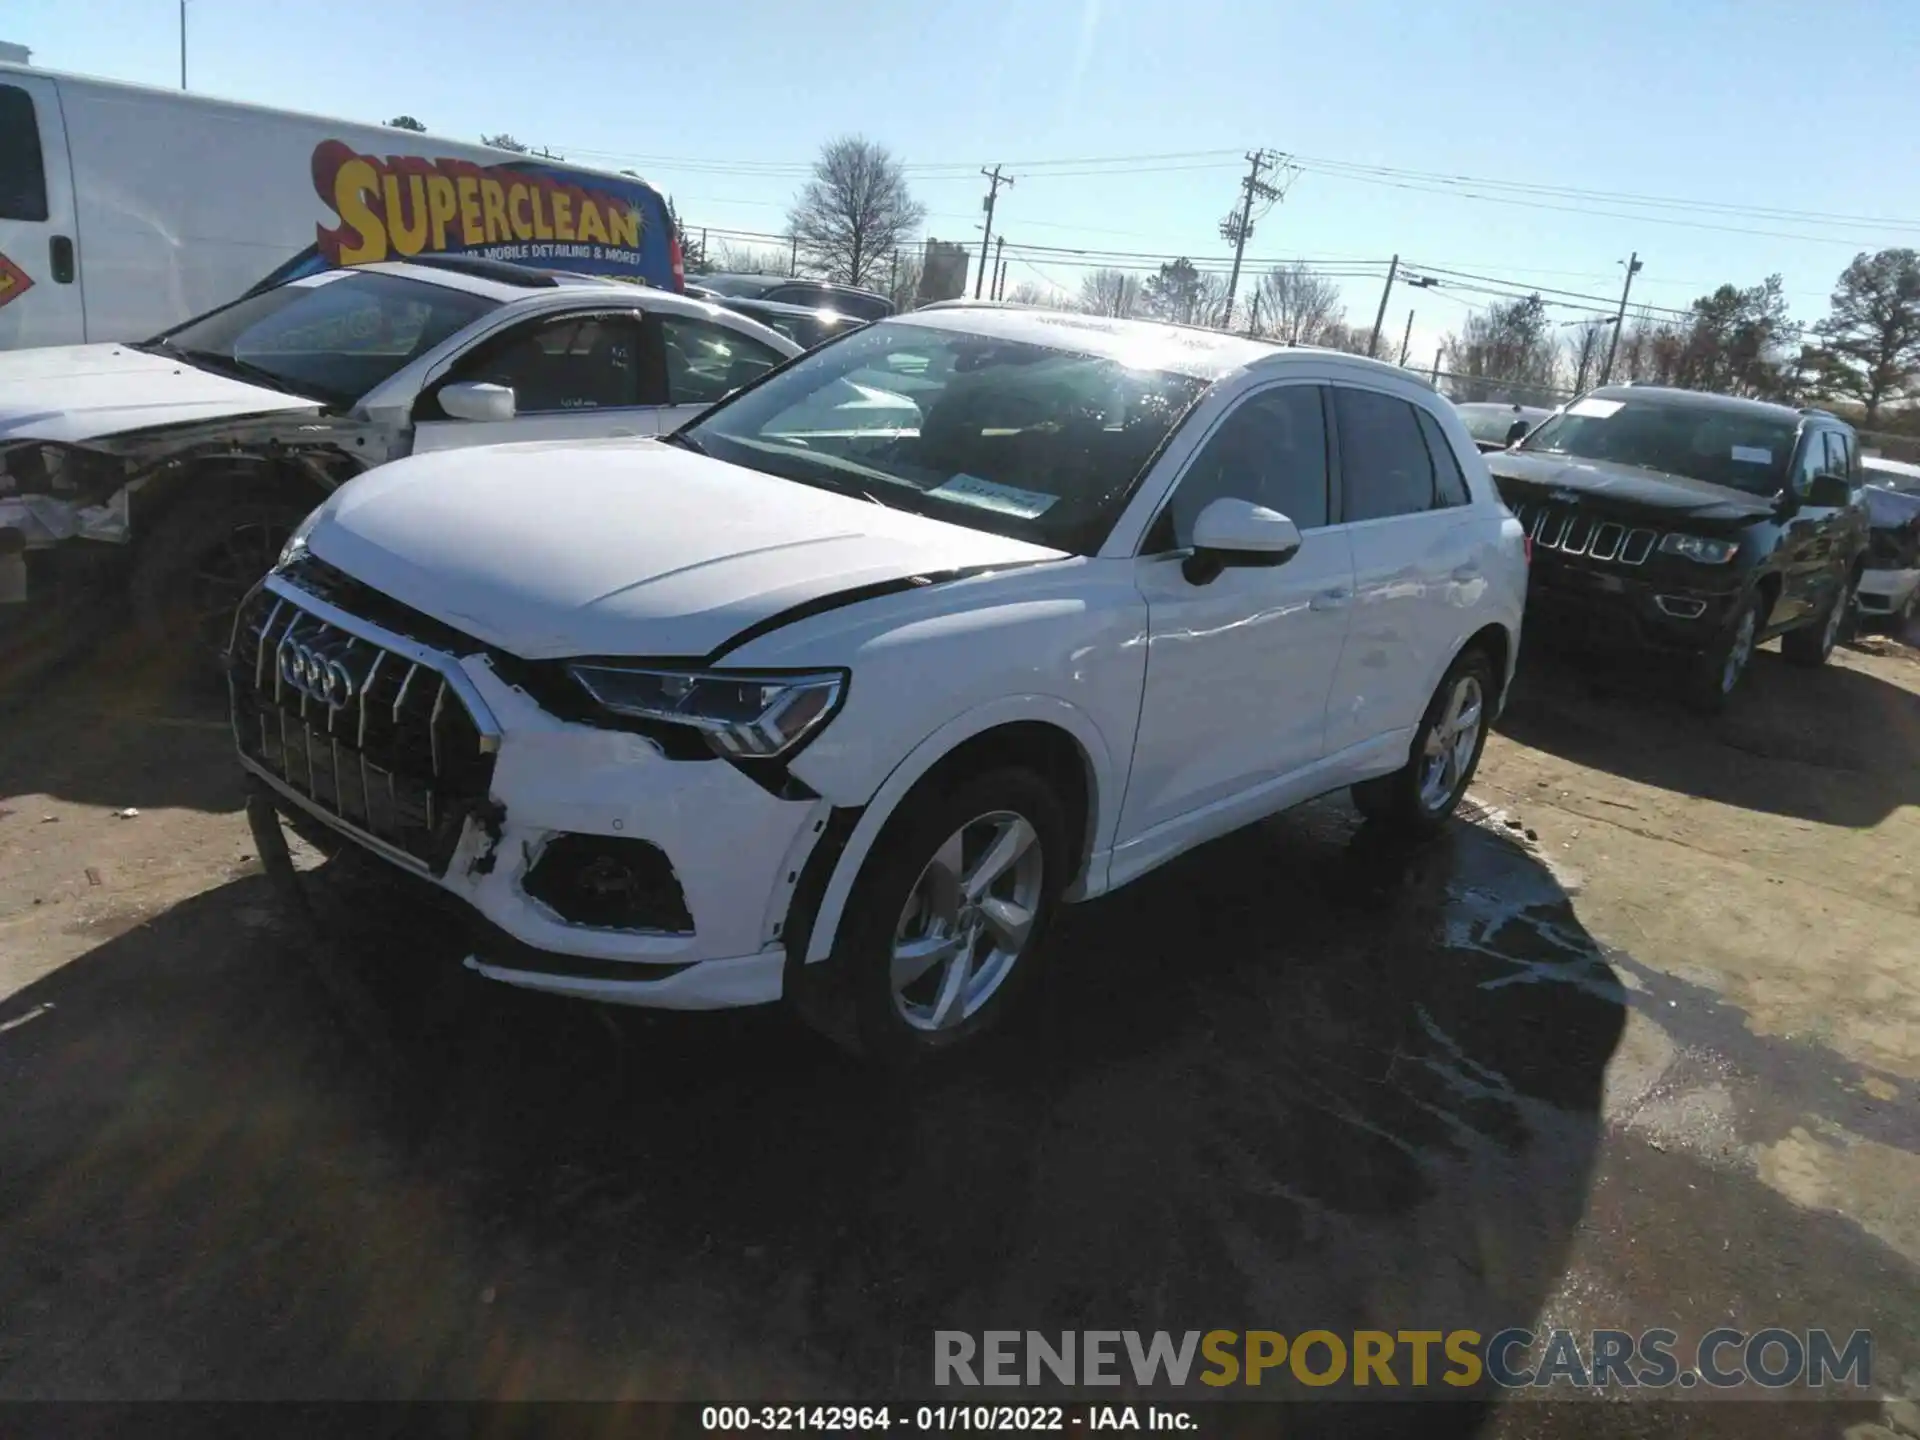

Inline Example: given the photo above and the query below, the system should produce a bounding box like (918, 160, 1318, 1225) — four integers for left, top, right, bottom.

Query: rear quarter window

(0, 85, 50, 222)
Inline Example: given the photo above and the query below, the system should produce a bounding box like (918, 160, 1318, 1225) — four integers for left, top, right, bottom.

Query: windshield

(1459, 407, 1533, 444)
(154, 271, 501, 407)
(682, 321, 1209, 553)
(1518, 395, 1798, 495)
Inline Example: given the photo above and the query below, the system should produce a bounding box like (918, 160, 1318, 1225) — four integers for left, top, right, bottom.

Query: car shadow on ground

(3, 796, 1625, 1424)
(1495, 640, 1920, 828)
(0, 631, 242, 817)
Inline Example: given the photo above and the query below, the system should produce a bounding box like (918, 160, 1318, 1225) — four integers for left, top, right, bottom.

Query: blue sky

(11, 0, 1920, 359)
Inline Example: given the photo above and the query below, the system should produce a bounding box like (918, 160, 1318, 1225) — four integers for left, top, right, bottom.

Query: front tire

(1685, 590, 1762, 713)
(130, 490, 313, 669)
(821, 767, 1069, 1068)
(1350, 648, 1495, 837)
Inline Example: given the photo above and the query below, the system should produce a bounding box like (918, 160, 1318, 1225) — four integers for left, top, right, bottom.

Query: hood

(0, 344, 318, 445)
(307, 439, 1065, 660)
(1489, 449, 1775, 524)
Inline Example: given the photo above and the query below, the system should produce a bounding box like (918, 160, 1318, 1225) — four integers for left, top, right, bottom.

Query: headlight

(567, 665, 846, 758)
(275, 505, 326, 570)
(1659, 533, 1740, 565)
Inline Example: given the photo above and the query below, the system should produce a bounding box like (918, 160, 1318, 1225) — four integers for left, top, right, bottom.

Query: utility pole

(1219, 150, 1285, 331)
(789, 232, 798, 277)
(1245, 287, 1262, 339)
(993, 236, 1006, 299)
(1430, 347, 1444, 385)
(1599, 251, 1642, 386)
(1367, 255, 1399, 358)
(976, 165, 1013, 299)
(1398, 309, 1416, 366)
(888, 249, 899, 299)
(179, 0, 187, 88)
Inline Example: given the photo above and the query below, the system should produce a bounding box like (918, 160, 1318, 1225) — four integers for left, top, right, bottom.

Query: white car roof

(902, 302, 1422, 387)
(356, 261, 730, 323)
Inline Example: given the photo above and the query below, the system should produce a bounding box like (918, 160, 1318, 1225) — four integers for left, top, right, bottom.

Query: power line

(1286, 152, 1920, 233)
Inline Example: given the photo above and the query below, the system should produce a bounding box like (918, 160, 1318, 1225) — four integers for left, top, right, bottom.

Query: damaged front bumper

(233, 573, 830, 1010)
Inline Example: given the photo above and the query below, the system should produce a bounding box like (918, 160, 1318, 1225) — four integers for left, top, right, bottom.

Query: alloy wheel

(1821, 584, 1847, 655)
(1722, 608, 1757, 694)
(1418, 674, 1484, 814)
(890, 810, 1045, 1032)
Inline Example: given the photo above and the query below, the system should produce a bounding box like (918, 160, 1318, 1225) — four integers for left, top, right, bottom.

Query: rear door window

(1333, 386, 1440, 522)
(0, 85, 49, 222)
(657, 315, 787, 405)
(1416, 408, 1473, 507)
(441, 312, 657, 414)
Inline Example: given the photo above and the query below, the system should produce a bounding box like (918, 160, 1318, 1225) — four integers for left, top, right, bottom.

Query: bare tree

(1141, 259, 1231, 327)
(1559, 318, 1615, 393)
(1077, 268, 1141, 318)
(481, 133, 530, 153)
(1809, 248, 1920, 424)
(1251, 263, 1346, 344)
(786, 137, 926, 291)
(387, 115, 427, 132)
(1005, 280, 1061, 308)
(1443, 295, 1558, 402)
(703, 240, 787, 275)
(889, 249, 924, 313)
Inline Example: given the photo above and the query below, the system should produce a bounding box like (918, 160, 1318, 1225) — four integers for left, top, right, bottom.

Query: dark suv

(688, 273, 895, 321)
(1488, 385, 1869, 710)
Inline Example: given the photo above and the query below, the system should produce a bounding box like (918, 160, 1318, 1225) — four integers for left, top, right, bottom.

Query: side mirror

(1805, 473, 1851, 508)
(1505, 419, 1532, 446)
(1183, 498, 1302, 585)
(437, 381, 517, 423)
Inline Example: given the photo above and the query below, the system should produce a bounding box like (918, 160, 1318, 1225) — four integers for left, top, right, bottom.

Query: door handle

(1310, 587, 1351, 612)
(49, 235, 75, 285)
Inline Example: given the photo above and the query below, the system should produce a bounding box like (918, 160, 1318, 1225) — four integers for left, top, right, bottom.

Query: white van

(0, 63, 685, 350)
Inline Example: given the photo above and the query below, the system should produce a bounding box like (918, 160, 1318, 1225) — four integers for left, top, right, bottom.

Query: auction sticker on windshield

(1567, 397, 1625, 419)
(929, 473, 1059, 519)
(1731, 446, 1774, 465)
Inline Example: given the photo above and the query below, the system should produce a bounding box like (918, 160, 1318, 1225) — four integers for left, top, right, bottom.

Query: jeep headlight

(567, 665, 846, 758)
(1659, 533, 1740, 565)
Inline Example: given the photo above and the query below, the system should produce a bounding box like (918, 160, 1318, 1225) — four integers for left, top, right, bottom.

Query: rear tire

(1782, 573, 1852, 667)
(1350, 648, 1495, 838)
(807, 766, 1069, 1070)
(130, 489, 315, 670)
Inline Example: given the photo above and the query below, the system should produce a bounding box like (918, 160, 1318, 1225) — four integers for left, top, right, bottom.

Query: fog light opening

(1654, 595, 1709, 620)
(522, 834, 694, 934)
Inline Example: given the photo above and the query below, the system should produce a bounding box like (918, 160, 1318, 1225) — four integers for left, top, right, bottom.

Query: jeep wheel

(1782, 575, 1852, 667)
(1685, 592, 1760, 713)
(815, 766, 1068, 1069)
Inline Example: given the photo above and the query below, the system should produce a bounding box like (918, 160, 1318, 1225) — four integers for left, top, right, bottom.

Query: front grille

(230, 586, 497, 875)
(1511, 500, 1656, 566)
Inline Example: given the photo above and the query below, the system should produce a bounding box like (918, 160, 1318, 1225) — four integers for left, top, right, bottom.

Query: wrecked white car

(0, 256, 798, 657)
(1858, 473, 1920, 629)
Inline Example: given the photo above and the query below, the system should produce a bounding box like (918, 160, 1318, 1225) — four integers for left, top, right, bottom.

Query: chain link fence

(1429, 370, 1575, 412)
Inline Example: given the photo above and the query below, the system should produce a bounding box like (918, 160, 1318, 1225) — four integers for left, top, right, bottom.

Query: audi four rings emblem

(279, 639, 357, 707)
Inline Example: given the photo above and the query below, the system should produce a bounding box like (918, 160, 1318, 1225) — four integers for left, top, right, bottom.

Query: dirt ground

(0, 621, 1916, 1437)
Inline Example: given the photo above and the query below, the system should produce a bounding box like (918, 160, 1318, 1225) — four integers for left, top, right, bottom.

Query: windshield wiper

(155, 340, 317, 399)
